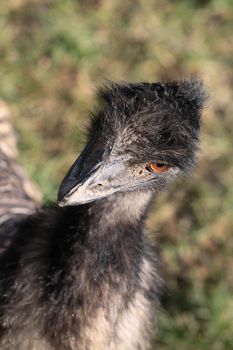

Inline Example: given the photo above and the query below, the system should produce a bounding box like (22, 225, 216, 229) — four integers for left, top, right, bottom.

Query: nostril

(90, 183, 103, 191)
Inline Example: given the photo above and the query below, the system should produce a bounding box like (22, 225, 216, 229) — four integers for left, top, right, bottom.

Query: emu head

(58, 79, 206, 206)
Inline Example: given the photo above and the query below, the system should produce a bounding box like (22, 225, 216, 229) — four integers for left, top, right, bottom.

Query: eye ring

(148, 162, 171, 173)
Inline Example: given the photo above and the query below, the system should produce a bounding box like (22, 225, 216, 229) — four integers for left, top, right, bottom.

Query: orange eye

(149, 162, 171, 173)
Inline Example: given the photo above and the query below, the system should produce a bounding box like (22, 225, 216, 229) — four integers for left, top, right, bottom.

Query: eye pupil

(149, 162, 171, 173)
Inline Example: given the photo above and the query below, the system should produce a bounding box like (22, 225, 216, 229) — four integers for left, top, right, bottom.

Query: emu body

(0, 80, 206, 349)
(0, 192, 158, 350)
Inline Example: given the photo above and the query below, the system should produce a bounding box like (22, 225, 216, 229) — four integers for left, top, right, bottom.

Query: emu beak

(58, 157, 124, 206)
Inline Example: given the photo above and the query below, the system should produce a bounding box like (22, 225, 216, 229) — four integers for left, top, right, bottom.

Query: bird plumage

(0, 102, 41, 255)
(0, 79, 207, 349)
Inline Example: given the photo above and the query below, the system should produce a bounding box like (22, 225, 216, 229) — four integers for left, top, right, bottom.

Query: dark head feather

(86, 78, 207, 171)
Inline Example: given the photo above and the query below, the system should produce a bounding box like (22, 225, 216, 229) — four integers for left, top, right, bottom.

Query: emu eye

(148, 162, 171, 173)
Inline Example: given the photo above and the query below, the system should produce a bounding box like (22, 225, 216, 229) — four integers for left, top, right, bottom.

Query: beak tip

(58, 201, 65, 207)
(57, 195, 68, 207)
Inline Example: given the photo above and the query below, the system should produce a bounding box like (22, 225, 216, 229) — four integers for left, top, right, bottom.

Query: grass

(0, 0, 233, 348)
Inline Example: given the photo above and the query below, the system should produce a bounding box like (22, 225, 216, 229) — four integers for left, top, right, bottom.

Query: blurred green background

(0, 0, 232, 349)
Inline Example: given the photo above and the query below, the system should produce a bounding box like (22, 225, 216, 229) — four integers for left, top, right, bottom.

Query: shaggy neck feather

(86, 191, 153, 237)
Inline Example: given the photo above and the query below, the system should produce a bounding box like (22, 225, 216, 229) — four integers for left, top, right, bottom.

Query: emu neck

(48, 190, 154, 299)
(86, 191, 153, 237)
(42, 190, 155, 349)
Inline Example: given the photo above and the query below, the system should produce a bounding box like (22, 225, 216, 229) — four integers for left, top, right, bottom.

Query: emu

(0, 79, 206, 349)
